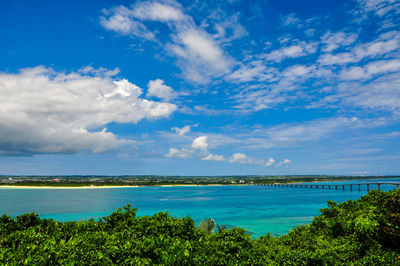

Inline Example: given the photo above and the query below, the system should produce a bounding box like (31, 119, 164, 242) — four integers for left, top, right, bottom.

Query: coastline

(0, 177, 397, 189)
(0, 185, 140, 189)
(0, 184, 243, 189)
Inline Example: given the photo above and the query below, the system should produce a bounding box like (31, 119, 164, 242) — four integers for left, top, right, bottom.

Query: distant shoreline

(0, 185, 140, 189)
(1, 177, 399, 189)
(0, 184, 243, 189)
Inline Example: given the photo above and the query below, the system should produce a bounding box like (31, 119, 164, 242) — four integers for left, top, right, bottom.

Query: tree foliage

(198, 218, 216, 235)
(1, 190, 399, 265)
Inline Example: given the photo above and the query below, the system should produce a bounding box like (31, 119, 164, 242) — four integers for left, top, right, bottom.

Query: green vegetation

(1, 174, 399, 187)
(1, 190, 399, 265)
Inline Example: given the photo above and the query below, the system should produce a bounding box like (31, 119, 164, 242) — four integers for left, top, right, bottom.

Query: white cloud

(164, 134, 276, 167)
(353, 37, 399, 59)
(165, 147, 193, 158)
(131, 1, 185, 22)
(79, 66, 120, 77)
(262, 41, 317, 62)
(282, 64, 315, 77)
(318, 31, 400, 65)
(100, 0, 235, 84)
(211, 13, 248, 43)
(170, 29, 234, 82)
(276, 158, 291, 167)
(356, 0, 400, 17)
(321, 31, 358, 52)
(337, 73, 400, 111)
(366, 59, 400, 74)
(281, 13, 301, 28)
(0, 66, 176, 155)
(171, 124, 198, 135)
(226, 153, 276, 166)
(100, 6, 155, 40)
(237, 117, 381, 150)
(340, 59, 400, 80)
(202, 153, 225, 161)
(192, 136, 208, 151)
(340, 66, 370, 80)
(228, 153, 254, 164)
(265, 157, 275, 167)
(146, 79, 175, 100)
(227, 61, 277, 83)
(318, 52, 357, 65)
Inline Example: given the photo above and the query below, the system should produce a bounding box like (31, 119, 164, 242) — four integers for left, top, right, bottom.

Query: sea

(1, 178, 399, 238)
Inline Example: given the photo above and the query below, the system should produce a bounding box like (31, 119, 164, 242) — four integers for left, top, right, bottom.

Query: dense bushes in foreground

(1, 190, 399, 265)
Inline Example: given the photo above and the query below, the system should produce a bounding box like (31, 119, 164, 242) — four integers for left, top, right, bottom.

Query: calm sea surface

(1, 178, 399, 237)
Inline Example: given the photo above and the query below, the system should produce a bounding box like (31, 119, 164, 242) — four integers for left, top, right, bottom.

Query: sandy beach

(0, 185, 140, 189)
(0, 183, 249, 189)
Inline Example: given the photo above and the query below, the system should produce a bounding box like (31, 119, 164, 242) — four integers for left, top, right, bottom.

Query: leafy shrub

(0, 190, 399, 265)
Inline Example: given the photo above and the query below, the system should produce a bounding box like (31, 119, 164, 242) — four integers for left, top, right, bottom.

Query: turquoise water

(1, 178, 399, 237)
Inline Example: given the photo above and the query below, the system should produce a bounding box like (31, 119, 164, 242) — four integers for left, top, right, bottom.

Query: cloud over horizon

(0, 66, 176, 155)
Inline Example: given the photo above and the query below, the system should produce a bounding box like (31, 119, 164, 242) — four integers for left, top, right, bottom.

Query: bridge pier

(259, 182, 399, 191)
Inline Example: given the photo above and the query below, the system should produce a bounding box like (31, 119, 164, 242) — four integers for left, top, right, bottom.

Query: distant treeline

(1, 175, 398, 187)
(1, 190, 399, 264)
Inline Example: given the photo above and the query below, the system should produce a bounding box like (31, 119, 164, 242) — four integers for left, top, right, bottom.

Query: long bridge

(254, 182, 400, 192)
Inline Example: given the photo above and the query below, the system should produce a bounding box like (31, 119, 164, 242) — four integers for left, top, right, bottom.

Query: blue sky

(1, 0, 400, 176)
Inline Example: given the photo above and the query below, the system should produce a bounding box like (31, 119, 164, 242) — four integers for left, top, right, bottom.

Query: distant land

(0, 175, 399, 187)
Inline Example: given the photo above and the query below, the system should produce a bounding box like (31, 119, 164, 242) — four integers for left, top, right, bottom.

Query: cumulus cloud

(228, 153, 277, 167)
(146, 79, 176, 100)
(165, 134, 277, 166)
(166, 135, 223, 161)
(192, 136, 208, 151)
(202, 153, 225, 161)
(0, 66, 176, 155)
(276, 158, 291, 167)
(228, 153, 254, 164)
